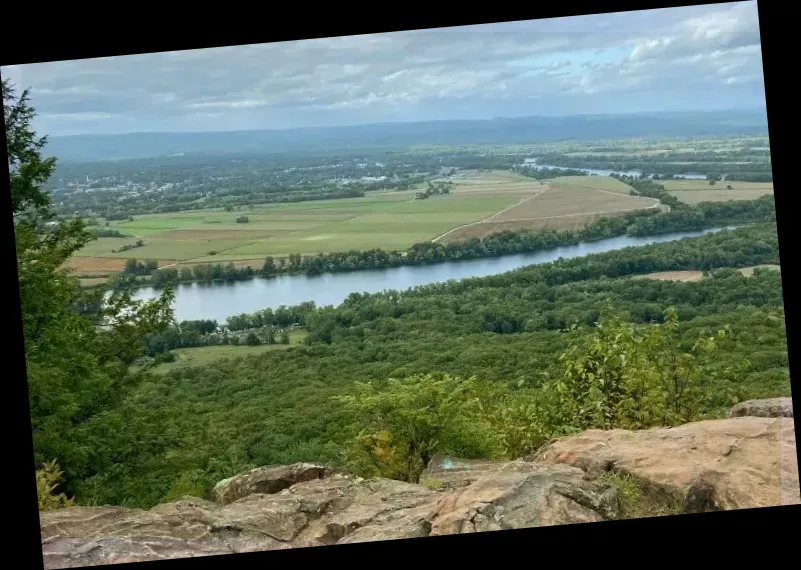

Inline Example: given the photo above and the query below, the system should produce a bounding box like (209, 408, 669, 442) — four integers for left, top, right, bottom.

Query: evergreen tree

(5, 78, 175, 503)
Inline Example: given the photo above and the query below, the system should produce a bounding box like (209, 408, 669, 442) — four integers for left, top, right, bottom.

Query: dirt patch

(65, 257, 179, 276)
(65, 257, 128, 275)
(156, 229, 283, 240)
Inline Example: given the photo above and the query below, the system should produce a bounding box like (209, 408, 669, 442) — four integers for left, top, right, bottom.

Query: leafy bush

(36, 460, 74, 511)
(161, 469, 211, 503)
(335, 374, 504, 483)
(551, 306, 735, 431)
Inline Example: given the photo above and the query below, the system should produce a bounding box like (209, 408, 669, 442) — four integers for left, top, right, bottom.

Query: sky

(1, 2, 766, 137)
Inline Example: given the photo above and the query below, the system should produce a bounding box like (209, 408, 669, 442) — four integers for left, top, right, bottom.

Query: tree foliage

(333, 307, 744, 477)
(4, 79, 57, 220)
(6, 79, 175, 503)
(552, 306, 735, 431)
(335, 374, 503, 483)
(36, 460, 74, 511)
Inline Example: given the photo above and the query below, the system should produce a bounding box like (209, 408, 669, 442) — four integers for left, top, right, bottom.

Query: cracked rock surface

(529, 416, 799, 511)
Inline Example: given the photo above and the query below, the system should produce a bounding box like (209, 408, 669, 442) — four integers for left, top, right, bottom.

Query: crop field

(547, 175, 635, 194)
(67, 171, 664, 277)
(435, 175, 655, 244)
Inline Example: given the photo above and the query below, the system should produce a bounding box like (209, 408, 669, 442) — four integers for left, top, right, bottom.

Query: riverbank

(133, 226, 743, 323)
(97, 194, 774, 298)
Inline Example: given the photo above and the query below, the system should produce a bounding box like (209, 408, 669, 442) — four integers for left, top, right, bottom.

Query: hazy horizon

(42, 105, 767, 140)
(1, 2, 765, 138)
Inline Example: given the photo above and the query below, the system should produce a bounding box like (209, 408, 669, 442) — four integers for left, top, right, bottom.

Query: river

(522, 159, 708, 180)
(133, 227, 729, 322)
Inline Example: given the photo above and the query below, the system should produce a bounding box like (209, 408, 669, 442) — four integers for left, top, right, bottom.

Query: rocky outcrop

(426, 461, 618, 535)
(40, 464, 619, 568)
(530, 416, 799, 511)
(40, 400, 799, 568)
(212, 462, 336, 504)
(729, 397, 793, 418)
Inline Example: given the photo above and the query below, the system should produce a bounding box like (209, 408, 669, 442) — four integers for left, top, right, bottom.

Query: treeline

(224, 303, 314, 331)
(415, 180, 453, 199)
(144, 319, 294, 358)
(617, 175, 685, 209)
(105, 213, 135, 221)
(215, 187, 367, 208)
(89, 228, 127, 238)
(512, 166, 590, 179)
(535, 152, 773, 181)
(102, 188, 369, 218)
(215, 223, 780, 342)
(151, 262, 255, 286)
(121, 258, 159, 277)
(111, 240, 144, 254)
(139, 196, 775, 288)
(627, 197, 775, 236)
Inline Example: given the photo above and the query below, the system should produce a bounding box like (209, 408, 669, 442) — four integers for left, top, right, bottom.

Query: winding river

(133, 227, 729, 322)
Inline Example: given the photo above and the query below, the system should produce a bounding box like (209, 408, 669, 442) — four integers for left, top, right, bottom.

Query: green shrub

(36, 460, 74, 511)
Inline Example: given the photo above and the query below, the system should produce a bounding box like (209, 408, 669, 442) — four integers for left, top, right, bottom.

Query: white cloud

(2, 1, 766, 135)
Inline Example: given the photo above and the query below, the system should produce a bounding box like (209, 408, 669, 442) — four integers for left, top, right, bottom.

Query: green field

(548, 175, 635, 193)
(70, 174, 537, 274)
(149, 331, 309, 374)
(67, 171, 650, 276)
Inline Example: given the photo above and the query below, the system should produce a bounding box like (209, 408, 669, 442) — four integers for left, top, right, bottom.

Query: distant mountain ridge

(44, 109, 769, 162)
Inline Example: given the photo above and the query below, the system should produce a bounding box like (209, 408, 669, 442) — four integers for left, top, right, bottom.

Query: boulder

(427, 461, 617, 535)
(212, 462, 336, 505)
(729, 397, 793, 418)
(294, 476, 440, 545)
(530, 416, 800, 511)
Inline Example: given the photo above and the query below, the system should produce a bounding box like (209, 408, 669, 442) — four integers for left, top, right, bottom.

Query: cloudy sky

(2, 2, 765, 137)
